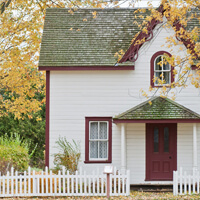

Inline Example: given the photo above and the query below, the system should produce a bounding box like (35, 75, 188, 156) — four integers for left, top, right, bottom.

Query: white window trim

(89, 121, 109, 161)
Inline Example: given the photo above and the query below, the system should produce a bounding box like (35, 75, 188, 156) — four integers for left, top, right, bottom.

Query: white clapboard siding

(49, 22, 200, 185)
(0, 166, 130, 197)
(173, 167, 200, 196)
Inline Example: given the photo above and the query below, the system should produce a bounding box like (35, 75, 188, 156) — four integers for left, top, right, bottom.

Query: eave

(113, 119, 200, 124)
(119, 5, 198, 64)
(39, 65, 135, 71)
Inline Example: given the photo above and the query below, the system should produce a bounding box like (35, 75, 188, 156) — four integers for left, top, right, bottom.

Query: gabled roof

(113, 96, 200, 122)
(39, 8, 149, 67)
(119, 6, 199, 63)
(39, 7, 199, 69)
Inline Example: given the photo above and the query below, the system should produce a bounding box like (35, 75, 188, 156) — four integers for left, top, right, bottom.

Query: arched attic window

(150, 51, 174, 87)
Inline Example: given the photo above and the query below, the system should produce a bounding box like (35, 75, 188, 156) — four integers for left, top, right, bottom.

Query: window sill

(84, 160, 112, 164)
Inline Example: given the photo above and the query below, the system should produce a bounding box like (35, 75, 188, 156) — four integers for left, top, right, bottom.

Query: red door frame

(146, 123, 177, 181)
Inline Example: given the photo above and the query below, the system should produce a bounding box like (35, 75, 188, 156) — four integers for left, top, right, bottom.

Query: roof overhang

(113, 96, 200, 123)
(119, 4, 198, 64)
(113, 119, 200, 124)
(39, 65, 135, 71)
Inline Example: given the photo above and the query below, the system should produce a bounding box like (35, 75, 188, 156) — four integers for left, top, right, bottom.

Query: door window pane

(154, 127, 159, 152)
(164, 127, 169, 152)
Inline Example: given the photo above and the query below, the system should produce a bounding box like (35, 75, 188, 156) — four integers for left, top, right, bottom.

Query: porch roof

(113, 96, 200, 122)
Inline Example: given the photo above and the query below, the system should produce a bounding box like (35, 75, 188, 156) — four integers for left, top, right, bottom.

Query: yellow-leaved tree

(1, 0, 200, 119)
(0, 0, 113, 119)
(129, 0, 200, 99)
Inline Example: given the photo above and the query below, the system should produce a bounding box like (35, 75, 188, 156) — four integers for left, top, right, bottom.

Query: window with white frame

(89, 121, 108, 160)
(154, 55, 171, 86)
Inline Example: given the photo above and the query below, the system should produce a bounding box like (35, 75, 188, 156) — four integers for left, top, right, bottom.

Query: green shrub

(53, 137, 81, 174)
(0, 133, 33, 173)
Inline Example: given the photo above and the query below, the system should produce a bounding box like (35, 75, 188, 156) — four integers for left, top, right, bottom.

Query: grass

(4, 191, 200, 200)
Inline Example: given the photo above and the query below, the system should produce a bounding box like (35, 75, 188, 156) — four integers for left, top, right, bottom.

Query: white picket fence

(173, 167, 200, 195)
(0, 166, 130, 197)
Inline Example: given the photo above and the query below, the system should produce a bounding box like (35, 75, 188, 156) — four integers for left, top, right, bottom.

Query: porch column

(193, 123, 198, 170)
(121, 123, 126, 174)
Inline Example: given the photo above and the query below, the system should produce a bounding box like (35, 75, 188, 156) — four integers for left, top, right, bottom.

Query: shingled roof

(113, 96, 200, 120)
(39, 8, 200, 68)
(39, 8, 149, 67)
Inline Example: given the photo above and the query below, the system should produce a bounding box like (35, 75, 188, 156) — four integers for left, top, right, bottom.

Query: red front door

(146, 123, 177, 181)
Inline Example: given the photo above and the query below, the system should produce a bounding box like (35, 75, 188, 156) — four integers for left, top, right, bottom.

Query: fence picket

(50, 170, 53, 194)
(24, 171, 27, 195)
(101, 174, 104, 195)
(118, 170, 121, 194)
(0, 166, 130, 197)
(97, 168, 99, 195)
(6, 171, 9, 195)
(197, 171, 200, 194)
(184, 171, 187, 194)
(62, 167, 65, 194)
(15, 171, 18, 195)
(58, 170, 61, 194)
(11, 168, 14, 196)
(54, 175, 57, 194)
(28, 167, 31, 195)
(82, 170, 85, 195)
(3, 175, 5, 196)
(180, 167, 182, 195)
(45, 167, 48, 194)
(88, 175, 91, 195)
(189, 175, 191, 194)
(126, 170, 130, 195)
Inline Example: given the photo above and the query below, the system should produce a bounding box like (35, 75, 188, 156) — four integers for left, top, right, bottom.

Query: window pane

(163, 72, 170, 84)
(99, 141, 108, 158)
(155, 56, 162, 70)
(99, 122, 107, 139)
(155, 72, 162, 85)
(90, 141, 98, 158)
(164, 127, 169, 152)
(90, 122, 98, 139)
(154, 127, 159, 152)
(163, 58, 170, 70)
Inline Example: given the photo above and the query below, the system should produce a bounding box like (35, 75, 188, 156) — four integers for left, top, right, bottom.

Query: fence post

(173, 170, 177, 196)
(126, 170, 130, 196)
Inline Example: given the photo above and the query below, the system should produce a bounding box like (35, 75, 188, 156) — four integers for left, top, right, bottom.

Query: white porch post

(121, 123, 127, 174)
(193, 123, 198, 170)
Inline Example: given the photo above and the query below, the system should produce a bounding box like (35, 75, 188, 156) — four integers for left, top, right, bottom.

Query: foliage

(0, 0, 115, 120)
(0, 0, 199, 118)
(0, 133, 32, 173)
(0, 157, 13, 175)
(131, 0, 200, 99)
(0, 106, 45, 168)
(53, 137, 81, 174)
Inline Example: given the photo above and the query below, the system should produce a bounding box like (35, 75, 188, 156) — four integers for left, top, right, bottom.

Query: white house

(39, 6, 200, 185)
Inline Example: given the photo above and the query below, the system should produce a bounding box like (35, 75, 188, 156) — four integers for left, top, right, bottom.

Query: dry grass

(3, 191, 200, 200)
